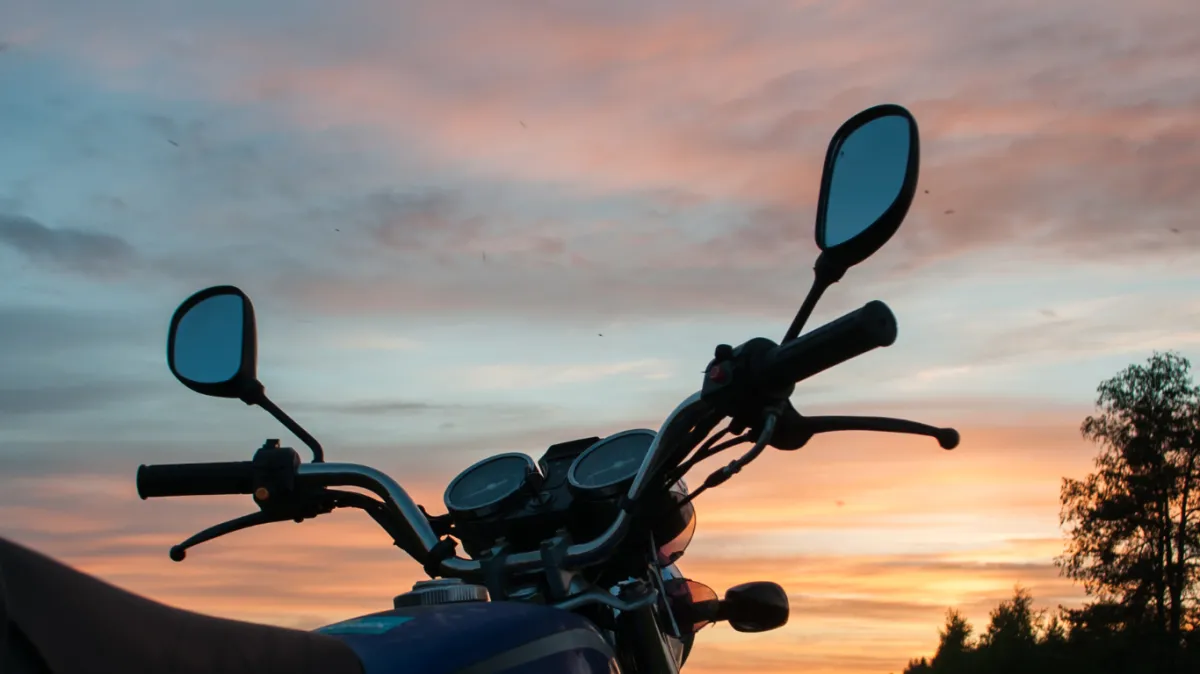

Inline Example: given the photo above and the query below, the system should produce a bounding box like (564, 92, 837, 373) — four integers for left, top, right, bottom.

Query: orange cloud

(1, 411, 1095, 673)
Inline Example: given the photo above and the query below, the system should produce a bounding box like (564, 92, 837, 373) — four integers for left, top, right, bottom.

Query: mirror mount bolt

(813, 252, 847, 285)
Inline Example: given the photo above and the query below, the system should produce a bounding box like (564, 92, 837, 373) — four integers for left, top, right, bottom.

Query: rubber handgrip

(765, 300, 897, 385)
(136, 462, 256, 499)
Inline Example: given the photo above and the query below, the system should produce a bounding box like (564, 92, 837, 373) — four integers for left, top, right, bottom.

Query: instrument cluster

(442, 430, 658, 556)
(443, 453, 542, 519)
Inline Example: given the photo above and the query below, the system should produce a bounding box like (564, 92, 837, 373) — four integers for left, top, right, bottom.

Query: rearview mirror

(166, 285, 325, 462)
(721, 581, 789, 633)
(815, 104, 919, 269)
(783, 104, 920, 342)
(663, 578, 789, 634)
(168, 286, 259, 399)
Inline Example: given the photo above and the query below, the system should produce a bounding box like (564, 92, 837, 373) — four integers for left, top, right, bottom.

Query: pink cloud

(220, 2, 1200, 319)
(7, 0, 1200, 326)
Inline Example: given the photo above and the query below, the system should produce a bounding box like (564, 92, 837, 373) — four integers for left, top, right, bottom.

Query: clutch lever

(168, 487, 357, 561)
(169, 510, 298, 561)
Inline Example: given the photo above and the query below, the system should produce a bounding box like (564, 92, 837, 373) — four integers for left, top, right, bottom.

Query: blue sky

(3, 1, 1200, 672)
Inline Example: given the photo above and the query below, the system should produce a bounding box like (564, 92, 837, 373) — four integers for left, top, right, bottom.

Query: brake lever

(770, 401, 959, 450)
(805, 415, 959, 449)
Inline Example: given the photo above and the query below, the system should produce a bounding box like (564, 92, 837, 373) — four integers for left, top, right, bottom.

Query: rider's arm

(0, 536, 363, 674)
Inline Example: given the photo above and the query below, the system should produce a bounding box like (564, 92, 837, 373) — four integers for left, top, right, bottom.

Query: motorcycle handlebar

(136, 306, 889, 579)
(137, 462, 256, 499)
(764, 300, 897, 387)
(133, 393, 711, 580)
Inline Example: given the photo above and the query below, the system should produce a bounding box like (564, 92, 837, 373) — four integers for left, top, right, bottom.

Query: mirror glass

(172, 293, 245, 384)
(820, 114, 912, 248)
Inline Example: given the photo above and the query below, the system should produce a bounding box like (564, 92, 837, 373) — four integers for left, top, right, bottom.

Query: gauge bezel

(443, 452, 538, 519)
(567, 428, 657, 500)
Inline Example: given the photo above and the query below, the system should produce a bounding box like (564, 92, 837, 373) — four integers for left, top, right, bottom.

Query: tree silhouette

(974, 586, 1041, 673)
(931, 609, 973, 672)
(1038, 610, 1070, 673)
(898, 609, 973, 673)
(1058, 351, 1200, 663)
(897, 352, 1200, 674)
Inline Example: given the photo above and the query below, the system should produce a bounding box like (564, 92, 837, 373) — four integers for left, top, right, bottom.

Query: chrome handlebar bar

(297, 391, 713, 579)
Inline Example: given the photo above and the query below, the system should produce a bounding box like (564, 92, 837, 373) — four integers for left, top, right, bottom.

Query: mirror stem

(243, 385, 326, 462)
(782, 253, 846, 343)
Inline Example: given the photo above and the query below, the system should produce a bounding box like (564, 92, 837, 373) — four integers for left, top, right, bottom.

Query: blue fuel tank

(315, 600, 620, 674)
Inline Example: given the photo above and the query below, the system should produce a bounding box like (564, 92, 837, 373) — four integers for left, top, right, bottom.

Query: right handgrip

(765, 300, 897, 385)
(136, 462, 256, 499)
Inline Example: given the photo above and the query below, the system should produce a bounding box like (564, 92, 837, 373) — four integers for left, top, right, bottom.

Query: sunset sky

(3, 0, 1200, 672)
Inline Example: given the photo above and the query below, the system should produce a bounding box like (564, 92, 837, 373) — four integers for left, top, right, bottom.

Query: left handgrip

(136, 462, 256, 499)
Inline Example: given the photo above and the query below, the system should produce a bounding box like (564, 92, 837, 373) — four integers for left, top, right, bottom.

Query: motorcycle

(135, 103, 960, 674)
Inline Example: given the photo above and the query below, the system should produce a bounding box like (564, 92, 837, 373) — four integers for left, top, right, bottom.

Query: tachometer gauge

(444, 453, 539, 519)
(567, 429, 656, 499)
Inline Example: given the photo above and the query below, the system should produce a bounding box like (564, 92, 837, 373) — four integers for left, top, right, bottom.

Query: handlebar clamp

(422, 538, 460, 579)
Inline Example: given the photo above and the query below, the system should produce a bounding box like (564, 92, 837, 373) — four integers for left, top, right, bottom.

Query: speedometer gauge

(444, 453, 538, 519)
(568, 429, 656, 499)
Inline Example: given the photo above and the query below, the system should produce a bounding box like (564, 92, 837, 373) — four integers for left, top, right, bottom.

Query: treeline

(899, 352, 1200, 674)
(902, 587, 1200, 674)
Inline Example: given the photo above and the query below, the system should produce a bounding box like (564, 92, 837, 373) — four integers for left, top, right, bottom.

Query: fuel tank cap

(394, 578, 490, 608)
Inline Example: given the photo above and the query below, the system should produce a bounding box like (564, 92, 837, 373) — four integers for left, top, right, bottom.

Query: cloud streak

(0, 213, 137, 277)
(4, 0, 1198, 324)
(0, 381, 149, 416)
(3, 1, 1200, 673)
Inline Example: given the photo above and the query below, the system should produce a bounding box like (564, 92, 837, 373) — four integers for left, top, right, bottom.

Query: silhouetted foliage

(975, 587, 1041, 673)
(897, 353, 1200, 674)
(898, 588, 1200, 674)
(931, 609, 972, 672)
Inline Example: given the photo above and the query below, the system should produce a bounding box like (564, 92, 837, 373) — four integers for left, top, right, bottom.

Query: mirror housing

(166, 285, 325, 462)
(665, 578, 790, 634)
(783, 103, 920, 343)
(814, 103, 920, 271)
(720, 581, 789, 633)
(167, 286, 262, 401)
